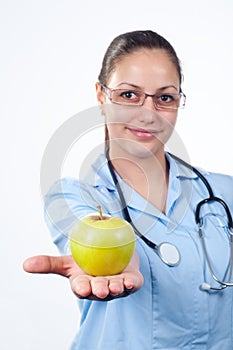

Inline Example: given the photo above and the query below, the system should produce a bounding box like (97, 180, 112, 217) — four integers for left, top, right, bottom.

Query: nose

(142, 94, 157, 111)
(138, 101, 158, 125)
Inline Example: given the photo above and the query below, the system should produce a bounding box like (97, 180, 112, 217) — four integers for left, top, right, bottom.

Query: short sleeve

(44, 177, 100, 255)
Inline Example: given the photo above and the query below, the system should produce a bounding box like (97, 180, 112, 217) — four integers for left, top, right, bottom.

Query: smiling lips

(127, 127, 159, 139)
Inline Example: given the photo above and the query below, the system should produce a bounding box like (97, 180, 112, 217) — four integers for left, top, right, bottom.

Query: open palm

(23, 253, 144, 301)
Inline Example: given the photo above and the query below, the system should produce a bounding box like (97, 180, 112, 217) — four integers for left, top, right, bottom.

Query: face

(96, 49, 180, 159)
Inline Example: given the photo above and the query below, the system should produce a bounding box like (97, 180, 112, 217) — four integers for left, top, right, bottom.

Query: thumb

(23, 255, 73, 277)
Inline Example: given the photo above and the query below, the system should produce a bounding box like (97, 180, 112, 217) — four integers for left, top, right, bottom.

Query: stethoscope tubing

(199, 224, 233, 287)
(162, 153, 233, 230)
(106, 151, 181, 266)
(106, 148, 158, 250)
(106, 149, 233, 289)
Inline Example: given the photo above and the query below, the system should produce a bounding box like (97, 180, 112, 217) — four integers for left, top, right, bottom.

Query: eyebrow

(116, 82, 142, 89)
(157, 85, 179, 92)
(116, 82, 179, 91)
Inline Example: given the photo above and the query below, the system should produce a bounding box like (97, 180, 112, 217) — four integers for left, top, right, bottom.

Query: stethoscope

(106, 150, 233, 291)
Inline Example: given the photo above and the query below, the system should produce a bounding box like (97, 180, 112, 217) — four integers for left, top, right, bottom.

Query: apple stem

(97, 205, 104, 220)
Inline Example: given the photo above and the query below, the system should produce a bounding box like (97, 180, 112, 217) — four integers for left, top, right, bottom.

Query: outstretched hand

(23, 253, 144, 301)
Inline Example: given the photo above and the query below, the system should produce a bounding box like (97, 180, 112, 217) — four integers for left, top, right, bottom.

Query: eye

(156, 93, 180, 109)
(110, 89, 143, 105)
(120, 90, 139, 100)
(159, 94, 175, 103)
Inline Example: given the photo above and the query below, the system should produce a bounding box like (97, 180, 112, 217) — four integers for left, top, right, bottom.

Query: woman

(24, 30, 233, 349)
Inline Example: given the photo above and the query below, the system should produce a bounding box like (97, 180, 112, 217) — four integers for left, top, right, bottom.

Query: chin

(109, 137, 165, 160)
(123, 142, 164, 160)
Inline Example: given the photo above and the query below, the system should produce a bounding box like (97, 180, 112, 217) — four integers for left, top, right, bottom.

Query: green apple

(70, 206, 136, 276)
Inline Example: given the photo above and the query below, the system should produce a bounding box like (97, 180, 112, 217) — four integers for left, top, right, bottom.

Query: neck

(108, 146, 169, 212)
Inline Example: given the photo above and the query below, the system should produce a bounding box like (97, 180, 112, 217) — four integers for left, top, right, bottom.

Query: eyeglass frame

(101, 85, 186, 110)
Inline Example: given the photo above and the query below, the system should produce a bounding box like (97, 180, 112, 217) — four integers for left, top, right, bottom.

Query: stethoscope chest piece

(107, 150, 233, 284)
(157, 242, 181, 266)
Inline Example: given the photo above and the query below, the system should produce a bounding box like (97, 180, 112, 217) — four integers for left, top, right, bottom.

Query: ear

(96, 82, 106, 105)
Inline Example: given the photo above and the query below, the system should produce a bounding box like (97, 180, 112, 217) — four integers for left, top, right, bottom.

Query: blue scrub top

(45, 153, 233, 350)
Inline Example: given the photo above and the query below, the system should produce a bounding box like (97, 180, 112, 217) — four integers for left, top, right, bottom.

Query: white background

(1, 0, 233, 349)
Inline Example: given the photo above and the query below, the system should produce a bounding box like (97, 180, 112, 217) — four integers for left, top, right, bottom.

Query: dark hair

(98, 30, 182, 86)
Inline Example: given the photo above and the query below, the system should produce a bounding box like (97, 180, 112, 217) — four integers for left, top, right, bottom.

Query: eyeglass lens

(109, 89, 184, 109)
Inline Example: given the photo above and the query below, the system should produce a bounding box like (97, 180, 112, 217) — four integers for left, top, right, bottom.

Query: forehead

(108, 49, 179, 87)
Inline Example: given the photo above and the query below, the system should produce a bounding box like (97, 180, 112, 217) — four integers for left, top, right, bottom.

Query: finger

(123, 272, 144, 291)
(108, 277, 124, 295)
(71, 276, 92, 298)
(123, 276, 135, 290)
(90, 277, 109, 299)
(23, 255, 74, 277)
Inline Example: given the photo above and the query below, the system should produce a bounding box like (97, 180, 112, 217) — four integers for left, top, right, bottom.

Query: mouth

(127, 127, 159, 139)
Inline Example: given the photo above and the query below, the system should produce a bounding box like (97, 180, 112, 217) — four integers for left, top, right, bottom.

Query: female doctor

(24, 30, 233, 349)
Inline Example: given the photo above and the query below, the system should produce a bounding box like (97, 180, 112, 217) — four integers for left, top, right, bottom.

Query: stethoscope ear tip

(200, 283, 211, 291)
(200, 282, 227, 291)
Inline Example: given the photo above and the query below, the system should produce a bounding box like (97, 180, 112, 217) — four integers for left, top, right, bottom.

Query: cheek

(162, 110, 178, 126)
(106, 123, 124, 140)
(163, 113, 178, 142)
(104, 105, 138, 139)
(161, 112, 178, 138)
(104, 108, 124, 140)
(103, 104, 137, 123)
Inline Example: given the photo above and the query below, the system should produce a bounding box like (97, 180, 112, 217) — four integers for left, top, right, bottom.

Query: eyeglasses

(102, 85, 186, 110)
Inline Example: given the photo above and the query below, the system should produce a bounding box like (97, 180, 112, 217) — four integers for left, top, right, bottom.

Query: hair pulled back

(98, 30, 182, 87)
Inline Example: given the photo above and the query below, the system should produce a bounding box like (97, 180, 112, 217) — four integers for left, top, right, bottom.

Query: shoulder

(44, 177, 101, 253)
(44, 177, 100, 216)
(197, 168, 233, 208)
(44, 177, 87, 201)
(198, 169, 233, 191)
(45, 177, 81, 195)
